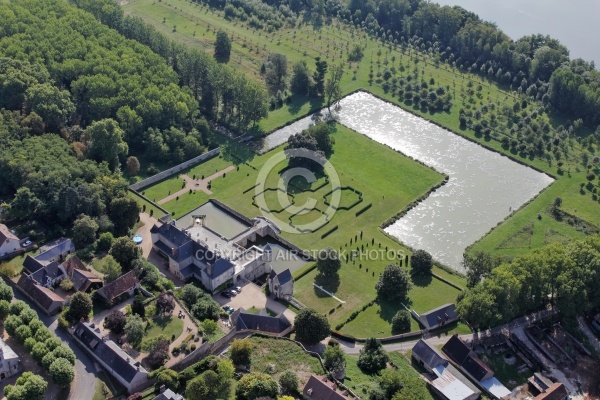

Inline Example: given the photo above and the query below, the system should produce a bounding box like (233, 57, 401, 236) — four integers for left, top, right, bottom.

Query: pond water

(246, 236, 308, 274)
(176, 201, 250, 239)
(433, 0, 600, 65)
(266, 92, 554, 271)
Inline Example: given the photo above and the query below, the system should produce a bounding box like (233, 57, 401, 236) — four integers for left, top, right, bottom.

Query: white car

(22, 240, 32, 247)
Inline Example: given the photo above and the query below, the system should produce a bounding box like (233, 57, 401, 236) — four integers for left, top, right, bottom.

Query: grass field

(146, 316, 184, 340)
(123, 0, 600, 263)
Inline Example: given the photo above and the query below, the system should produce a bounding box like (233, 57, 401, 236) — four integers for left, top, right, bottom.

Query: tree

(291, 61, 311, 96)
(83, 118, 128, 171)
(191, 299, 220, 321)
(44, 337, 62, 352)
(357, 338, 389, 373)
(264, 53, 288, 92)
(294, 308, 330, 344)
(125, 314, 145, 347)
(156, 368, 179, 391)
(323, 344, 346, 374)
(104, 310, 127, 334)
(126, 156, 140, 176)
(377, 369, 404, 399)
(201, 319, 218, 339)
(144, 337, 170, 369)
(60, 278, 74, 291)
(376, 264, 412, 302)
(156, 292, 175, 316)
(15, 325, 32, 343)
(410, 249, 432, 275)
(67, 292, 92, 322)
(391, 309, 411, 334)
(109, 236, 140, 270)
(279, 370, 299, 395)
(316, 247, 341, 276)
(31, 343, 49, 363)
(0, 299, 10, 321)
(49, 358, 74, 387)
(230, 338, 253, 367)
(3, 372, 47, 400)
(109, 197, 140, 237)
(235, 372, 279, 400)
(179, 284, 204, 308)
(324, 63, 343, 113)
(463, 251, 497, 288)
(101, 257, 123, 287)
(50, 345, 76, 365)
(132, 297, 146, 318)
(72, 214, 99, 248)
(9, 187, 42, 220)
(0, 282, 13, 301)
(24, 83, 75, 131)
(96, 232, 114, 252)
(313, 57, 328, 96)
(214, 30, 231, 63)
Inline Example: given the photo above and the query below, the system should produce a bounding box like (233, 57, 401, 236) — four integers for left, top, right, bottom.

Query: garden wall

(130, 148, 220, 191)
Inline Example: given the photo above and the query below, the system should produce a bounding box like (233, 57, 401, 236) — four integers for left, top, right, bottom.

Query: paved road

(13, 289, 98, 400)
(338, 308, 557, 355)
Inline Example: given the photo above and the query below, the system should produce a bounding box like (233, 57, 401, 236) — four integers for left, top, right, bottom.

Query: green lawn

(479, 351, 531, 390)
(128, 190, 167, 218)
(248, 336, 324, 386)
(146, 316, 184, 340)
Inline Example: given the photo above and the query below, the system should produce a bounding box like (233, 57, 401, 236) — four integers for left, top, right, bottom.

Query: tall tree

(109, 236, 140, 270)
(357, 338, 389, 373)
(264, 52, 288, 92)
(102, 255, 122, 283)
(294, 308, 330, 344)
(214, 30, 231, 63)
(67, 292, 92, 322)
(410, 249, 432, 275)
(72, 214, 98, 248)
(83, 119, 128, 171)
(316, 247, 341, 276)
(109, 196, 140, 236)
(324, 63, 343, 113)
(313, 57, 328, 96)
(376, 264, 412, 302)
(291, 61, 311, 96)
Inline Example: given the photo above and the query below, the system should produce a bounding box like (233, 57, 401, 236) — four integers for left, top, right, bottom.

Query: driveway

(214, 281, 297, 322)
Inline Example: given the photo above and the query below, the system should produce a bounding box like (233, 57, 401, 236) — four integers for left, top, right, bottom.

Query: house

(153, 388, 184, 400)
(0, 338, 20, 380)
(29, 261, 64, 288)
(303, 375, 352, 400)
(74, 322, 148, 393)
(22, 238, 75, 274)
(534, 383, 569, 400)
(62, 256, 102, 292)
(417, 303, 459, 330)
(0, 224, 20, 257)
(267, 267, 293, 300)
(231, 308, 292, 335)
(412, 340, 480, 400)
(95, 271, 139, 305)
(16, 274, 64, 315)
(442, 335, 511, 399)
(151, 201, 287, 292)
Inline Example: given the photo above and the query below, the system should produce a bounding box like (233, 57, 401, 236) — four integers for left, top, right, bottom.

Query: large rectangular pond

(266, 91, 554, 271)
(176, 201, 250, 239)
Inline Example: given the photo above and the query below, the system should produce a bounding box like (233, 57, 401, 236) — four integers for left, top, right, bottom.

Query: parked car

(221, 291, 232, 298)
(226, 307, 235, 315)
(22, 240, 32, 247)
(227, 289, 237, 296)
(234, 286, 242, 293)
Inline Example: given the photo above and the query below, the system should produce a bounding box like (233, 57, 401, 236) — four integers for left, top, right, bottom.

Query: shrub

(15, 325, 32, 343)
(230, 338, 253, 367)
(279, 370, 299, 394)
(357, 338, 389, 373)
(104, 310, 127, 334)
(391, 309, 411, 334)
(294, 308, 330, 344)
(59, 278, 74, 291)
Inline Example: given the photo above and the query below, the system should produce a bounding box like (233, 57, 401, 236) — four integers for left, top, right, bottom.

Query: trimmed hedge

(321, 225, 338, 239)
(355, 203, 372, 216)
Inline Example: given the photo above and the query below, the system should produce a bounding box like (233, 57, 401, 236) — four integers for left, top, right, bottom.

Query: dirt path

(136, 212, 158, 258)
(166, 301, 199, 367)
(157, 166, 235, 205)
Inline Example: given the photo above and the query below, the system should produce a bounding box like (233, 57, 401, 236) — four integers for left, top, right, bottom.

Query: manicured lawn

(141, 175, 186, 203)
(248, 336, 324, 386)
(409, 274, 461, 314)
(146, 316, 184, 340)
(479, 351, 531, 390)
(128, 190, 167, 218)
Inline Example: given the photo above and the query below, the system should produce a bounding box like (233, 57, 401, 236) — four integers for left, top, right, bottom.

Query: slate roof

(209, 258, 234, 279)
(412, 339, 447, 370)
(96, 271, 138, 301)
(179, 264, 201, 279)
(0, 337, 19, 361)
(462, 354, 493, 381)
(419, 303, 458, 330)
(232, 308, 291, 334)
(534, 383, 569, 400)
(0, 224, 18, 243)
(23, 255, 44, 273)
(153, 223, 190, 248)
(36, 238, 74, 263)
(62, 255, 86, 276)
(153, 389, 184, 400)
(274, 269, 292, 285)
(303, 375, 352, 400)
(17, 274, 64, 312)
(442, 335, 472, 365)
(75, 322, 147, 384)
(30, 261, 63, 285)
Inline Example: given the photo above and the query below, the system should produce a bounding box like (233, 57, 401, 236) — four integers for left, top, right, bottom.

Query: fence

(130, 148, 220, 191)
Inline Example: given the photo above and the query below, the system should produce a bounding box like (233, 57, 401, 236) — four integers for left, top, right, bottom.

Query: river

(433, 0, 600, 65)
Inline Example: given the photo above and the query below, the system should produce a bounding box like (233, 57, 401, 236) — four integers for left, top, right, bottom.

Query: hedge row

(334, 298, 377, 331)
(321, 225, 338, 239)
(242, 183, 259, 194)
(355, 203, 372, 216)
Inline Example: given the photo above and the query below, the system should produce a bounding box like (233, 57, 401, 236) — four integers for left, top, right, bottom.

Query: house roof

(62, 255, 86, 276)
(432, 364, 479, 400)
(303, 375, 352, 400)
(534, 383, 569, 400)
(36, 238, 74, 263)
(419, 303, 458, 329)
(30, 261, 64, 285)
(153, 389, 184, 400)
(17, 274, 64, 312)
(232, 308, 291, 334)
(0, 224, 18, 243)
(462, 354, 493, 381)
(75, 322, 147, 383)
(23, 255, 44, 273)
(412, 339, 447, 370)
(208, 258, 234, 279)
(96, 271, 138, 301)
(275, 269, 292, 285)
(71, 268, 102, 292)
(0, 337, 19, 361)
(442, 335, 472, 365)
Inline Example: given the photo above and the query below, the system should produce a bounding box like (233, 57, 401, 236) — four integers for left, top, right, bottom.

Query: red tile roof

(96, 270, 139, 301)
(534, 383, 569, 400)
(0, 224, 18, 243)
